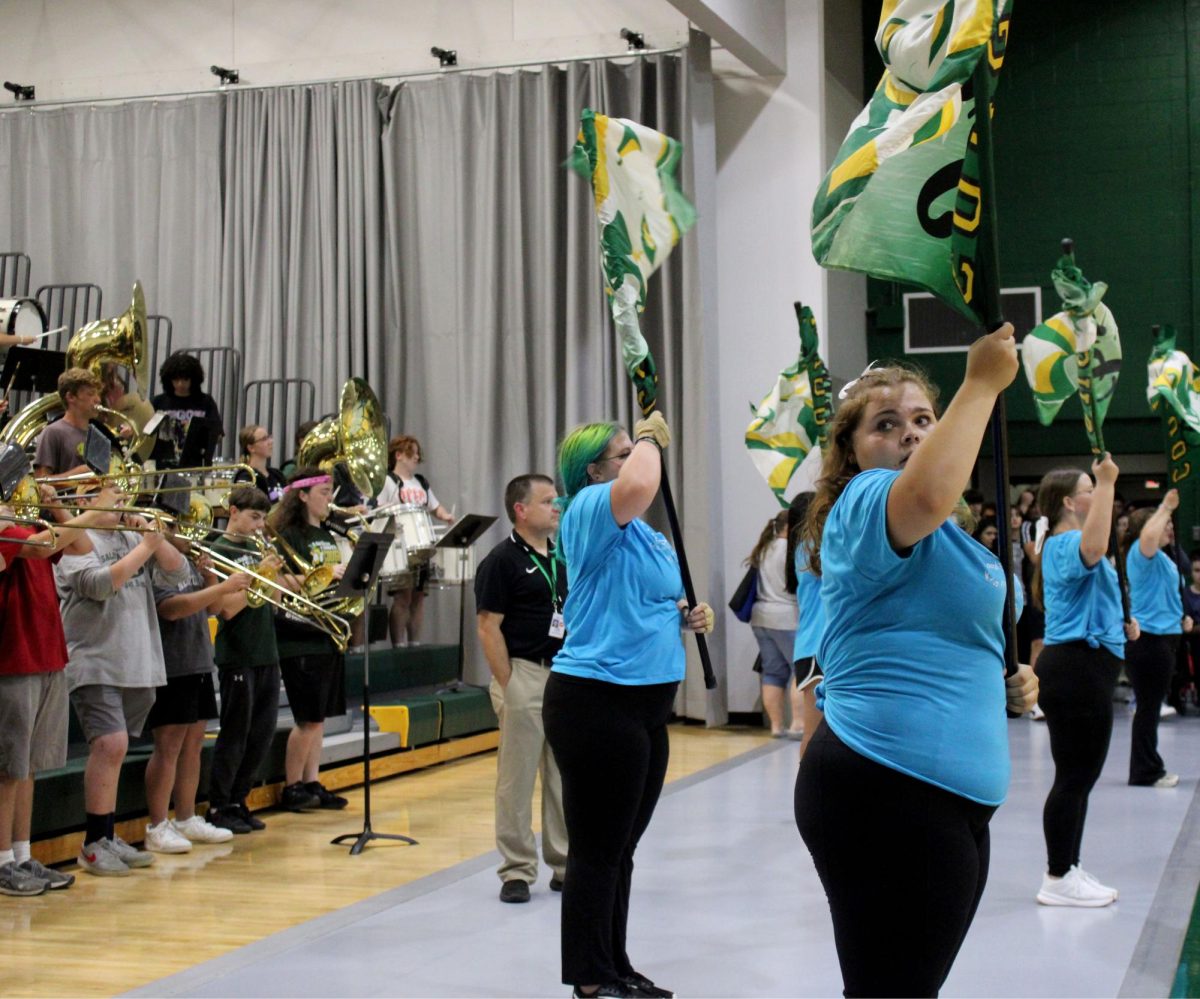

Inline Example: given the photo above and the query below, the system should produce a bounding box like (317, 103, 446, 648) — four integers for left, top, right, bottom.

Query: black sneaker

(206, 806, 252, 835)
(620, 972, 674, 998)
(306, 781, 348, 810)
(550, 876, 564, 892)
(280, 782, 322, 811)
(236, 803, 266, 831)
(499, 879, 530, 903)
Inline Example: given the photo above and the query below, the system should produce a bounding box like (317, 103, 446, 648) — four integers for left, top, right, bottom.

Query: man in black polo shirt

(475, 473, 569, 904)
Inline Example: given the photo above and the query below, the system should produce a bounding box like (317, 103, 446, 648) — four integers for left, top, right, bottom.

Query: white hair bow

(838, 361, 881, 400)
(1033, 515, 1050, 555)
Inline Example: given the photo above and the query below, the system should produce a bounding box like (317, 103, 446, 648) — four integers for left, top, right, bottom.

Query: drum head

(0, 298, 48, 336)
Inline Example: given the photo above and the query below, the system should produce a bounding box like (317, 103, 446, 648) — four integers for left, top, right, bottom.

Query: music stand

(433, 513, 497, 694)
(329, 523, 419, 855)
(0, 346, 66, 394)
(83, 425, 114, 476)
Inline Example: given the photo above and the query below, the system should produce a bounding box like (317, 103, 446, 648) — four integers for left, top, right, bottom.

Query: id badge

(549, 611, 566, 639)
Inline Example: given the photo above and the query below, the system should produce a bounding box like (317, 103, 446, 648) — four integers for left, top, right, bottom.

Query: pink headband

(286, 475, 331, 492)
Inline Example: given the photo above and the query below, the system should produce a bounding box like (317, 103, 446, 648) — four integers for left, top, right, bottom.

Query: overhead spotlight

(3, 81, 35, 101)
(431, 46, 458, 68)
(620, 28, 646, 51)
(210, 65, 240, 86)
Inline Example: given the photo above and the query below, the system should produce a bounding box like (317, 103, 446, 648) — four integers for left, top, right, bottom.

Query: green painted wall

(860, 0, 1200, 512)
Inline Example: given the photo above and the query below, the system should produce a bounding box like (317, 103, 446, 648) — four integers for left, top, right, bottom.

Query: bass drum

(0, 298, 48, 337)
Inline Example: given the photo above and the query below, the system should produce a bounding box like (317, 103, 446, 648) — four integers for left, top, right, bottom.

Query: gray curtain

(218, 78, 385, 436)
(378, 52, 712, 704)
(0, 96, 224, 395)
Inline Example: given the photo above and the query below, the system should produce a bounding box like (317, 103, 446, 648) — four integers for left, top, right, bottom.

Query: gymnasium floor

(5, 715, 1198, 998)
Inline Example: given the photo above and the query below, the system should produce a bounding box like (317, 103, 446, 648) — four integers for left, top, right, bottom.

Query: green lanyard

(515, 533, 561, 611)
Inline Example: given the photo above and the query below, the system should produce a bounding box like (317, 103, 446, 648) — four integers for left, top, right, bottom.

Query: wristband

(635, 436, 663, 452)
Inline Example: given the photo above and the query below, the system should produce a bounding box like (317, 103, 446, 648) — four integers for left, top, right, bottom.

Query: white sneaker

(1073, 865, 1118, 900)
(1161, 704, 1177, 718)
(172, 815, 234, 844)
(1153, 773, 1180, 788)
(144, 820, 192, 854)
(1036, 868, 1116, 907)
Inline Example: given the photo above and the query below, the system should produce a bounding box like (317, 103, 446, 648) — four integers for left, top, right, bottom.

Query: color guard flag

(570, 108, 696, 415)
(745, 305, 832, 506)
(1147, 325, 1200, 485)
(811, 0, 1012, 325)
(1020, 251, 1121, 455)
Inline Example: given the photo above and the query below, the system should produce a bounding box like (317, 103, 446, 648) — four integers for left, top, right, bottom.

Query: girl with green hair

(542, 412, 713, 999)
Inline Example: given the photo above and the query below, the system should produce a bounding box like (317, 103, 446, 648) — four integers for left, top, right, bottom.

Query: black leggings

(1034, 641, 1121, 876)
(794, 722, 996, 998)
(542, 673, 678, 987)
(1126, 632, 1177, 784)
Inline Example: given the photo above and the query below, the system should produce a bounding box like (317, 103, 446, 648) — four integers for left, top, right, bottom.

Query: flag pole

(972, 55, 1020, 680)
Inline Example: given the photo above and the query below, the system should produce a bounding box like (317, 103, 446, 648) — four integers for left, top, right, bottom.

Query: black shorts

(795, 656, 824, 691)
(280, 653, 347, 724)
(147, 673, 218, 729)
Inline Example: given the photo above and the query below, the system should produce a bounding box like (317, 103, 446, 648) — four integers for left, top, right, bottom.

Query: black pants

(1126, 632, 1177, 784)
(794, 722, 995, 998)
(1035, 641, 1121, 876)
(542, 673, 677, 987)
(209, 664, 281, 808)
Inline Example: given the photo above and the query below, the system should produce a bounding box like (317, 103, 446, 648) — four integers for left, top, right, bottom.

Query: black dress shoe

(499, 879, 530, 903)
(235, 803, 266, 831)
(620, 972, 674, 998)
(571, 984, 641, 998)
(550, 876, 564, 892)
(306, 781, 348, 809)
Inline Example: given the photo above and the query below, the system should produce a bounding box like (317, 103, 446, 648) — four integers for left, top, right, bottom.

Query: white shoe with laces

(172, 815, 235, 844)
(1072, 865, 1118, 900)
(144, 820, 192, 854)
(1036, 867, 1116, 907)
(1153, 773, 1180, 788)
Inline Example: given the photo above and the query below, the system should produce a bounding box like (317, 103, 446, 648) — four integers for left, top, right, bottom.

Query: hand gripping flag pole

(570, 109, 716, 690)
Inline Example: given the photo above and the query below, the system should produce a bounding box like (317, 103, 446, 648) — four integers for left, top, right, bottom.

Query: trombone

(185, 535, 351, 651)
(39, 461, 258, 499)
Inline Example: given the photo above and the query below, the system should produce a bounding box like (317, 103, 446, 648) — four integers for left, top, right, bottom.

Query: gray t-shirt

(152, 561, 217, 679)
(34, 419, 88, 474)
(55, 529, 190, 691)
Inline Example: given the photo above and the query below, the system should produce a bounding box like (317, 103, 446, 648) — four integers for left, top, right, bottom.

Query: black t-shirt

(474, 532, 569, 663)
(233, 465, 287, 503)
(150, 390, 224, 463)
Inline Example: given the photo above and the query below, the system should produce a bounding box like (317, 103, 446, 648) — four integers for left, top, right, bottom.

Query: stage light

(620, 28, 646, 51)
(431, 47, 457, 68)
(210, 65, 240, 86)
(3, 81, 35, 101)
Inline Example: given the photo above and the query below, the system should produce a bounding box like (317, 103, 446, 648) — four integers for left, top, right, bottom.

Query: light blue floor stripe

(131, 712, 1200, 998)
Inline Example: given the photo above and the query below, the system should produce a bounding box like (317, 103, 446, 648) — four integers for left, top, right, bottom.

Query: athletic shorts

(0, 671, 69, 779)
(795, 656, 824, 692)
(146, 672, 218, 729)
(70, 683, 157, 742)
(280, 653, 347, 724)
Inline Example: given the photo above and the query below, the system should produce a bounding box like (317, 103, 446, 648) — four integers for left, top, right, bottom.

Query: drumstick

(2, 362, 20, 406)
(22, 327, 65, 342)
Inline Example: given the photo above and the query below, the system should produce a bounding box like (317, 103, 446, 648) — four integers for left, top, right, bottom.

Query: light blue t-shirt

(793, 544, 825, 660)
(816, 468, 1010, 806)
(1041, 531, 1125, 657)
(1127, 545, 1183, 636)
(552, 482, 686, 685)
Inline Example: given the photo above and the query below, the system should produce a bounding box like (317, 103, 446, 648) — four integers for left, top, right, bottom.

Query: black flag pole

(972, 55, 1019, 681)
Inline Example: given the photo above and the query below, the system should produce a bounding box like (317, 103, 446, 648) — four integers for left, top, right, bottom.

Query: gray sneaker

(0, 860, 46, 896)
(19, 858, 75, 890)
(78, 839, 131, 877)
(107, 835, 155, 869)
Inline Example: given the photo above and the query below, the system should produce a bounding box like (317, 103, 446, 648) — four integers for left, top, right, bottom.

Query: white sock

(0, 849, 14, 866)
(13, 841, 31, 864)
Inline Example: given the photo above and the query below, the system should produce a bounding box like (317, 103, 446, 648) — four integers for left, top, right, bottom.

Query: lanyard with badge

(515, 532, 565, 638)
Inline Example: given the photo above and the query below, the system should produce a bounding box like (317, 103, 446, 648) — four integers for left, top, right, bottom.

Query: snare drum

(432, 544, 476, 585)
(378, 533, 411, 586)
(0, 298, 47, 338)
(394, 504, 437, 562)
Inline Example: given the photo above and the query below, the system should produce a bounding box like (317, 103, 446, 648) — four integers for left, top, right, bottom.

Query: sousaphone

(0, 282, 149, 450)
(297, 377, 388, 498)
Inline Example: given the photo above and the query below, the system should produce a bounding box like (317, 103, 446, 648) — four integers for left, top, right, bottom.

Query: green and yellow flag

(745, 305, 832, 506)
(811, 0, 1012, 325)
(1020, 251, 1121, 455)
(1148, 326, 1200, 486)
(570, 108, 696, 415)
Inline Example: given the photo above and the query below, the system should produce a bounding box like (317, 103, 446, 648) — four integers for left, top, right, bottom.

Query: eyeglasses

(597, 449, 634, 464)
(251, 434, 272, 444)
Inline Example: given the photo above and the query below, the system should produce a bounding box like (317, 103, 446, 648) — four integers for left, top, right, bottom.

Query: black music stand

(83, 425, 114, 476)
(0, 346, 66, 394)
(434, 513, 498, 694)
(329, 523, 419, 855)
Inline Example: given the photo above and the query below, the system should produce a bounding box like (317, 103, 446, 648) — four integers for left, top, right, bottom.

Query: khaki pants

(489, 658, 568, 884)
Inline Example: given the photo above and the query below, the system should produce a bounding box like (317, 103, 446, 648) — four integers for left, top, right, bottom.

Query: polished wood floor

(4, 725, 773, 998)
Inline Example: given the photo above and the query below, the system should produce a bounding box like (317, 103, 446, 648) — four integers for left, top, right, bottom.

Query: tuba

(0, 282, 149, 450)
(297, 377, 388, 498)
